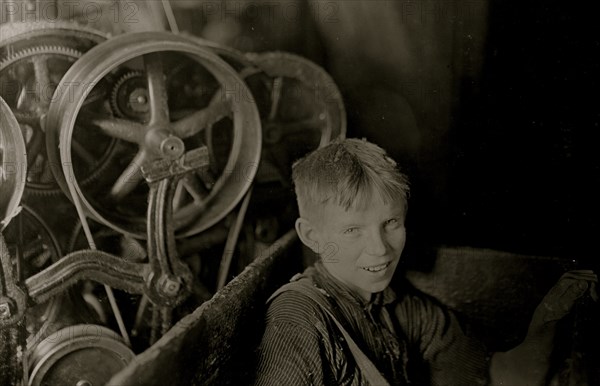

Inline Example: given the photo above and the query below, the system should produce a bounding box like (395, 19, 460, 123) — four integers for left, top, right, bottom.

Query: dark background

(447, 2, 599, 264)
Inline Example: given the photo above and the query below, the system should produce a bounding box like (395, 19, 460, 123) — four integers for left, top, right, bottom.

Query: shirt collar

(307, 260, 397, 309)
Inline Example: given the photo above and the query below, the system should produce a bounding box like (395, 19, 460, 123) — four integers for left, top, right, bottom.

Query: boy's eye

(384, 218, 401, 228)
(343, 227, 359, 235)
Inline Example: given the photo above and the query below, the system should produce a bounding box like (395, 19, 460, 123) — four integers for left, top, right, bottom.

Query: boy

(254, 138, 597, 385)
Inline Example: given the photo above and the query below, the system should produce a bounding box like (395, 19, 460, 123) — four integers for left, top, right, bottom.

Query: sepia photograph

(0, 0, 598, 385)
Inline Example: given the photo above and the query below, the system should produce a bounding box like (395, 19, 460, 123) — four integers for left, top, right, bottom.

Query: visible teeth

(362, 262, 389, 272)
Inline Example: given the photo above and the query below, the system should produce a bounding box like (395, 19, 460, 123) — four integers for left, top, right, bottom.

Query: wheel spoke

(72, 138, 97, 166)
(170, 109, 196, 121)
(13, 112, 39, 126)
(109, 150, 147, 201)
(172, 181, 187, 211)
(26, 129, 43, 166)
(172, 96, 232, 139)
(25, 241, 52, 268)
(238, 65, 262, 79)
(82, 86, 108, 107)
(16, 85, 29, 110)
(182, 174, 208, 202)
(39, 157, 53, 183)
(173, 174, 209, 211)
(268, 77, 284, 120)
(143, 53, 170, 126)
(32, 56, 51, 106)
(197, 168, 216, 190)
(87, 116, 145, 143)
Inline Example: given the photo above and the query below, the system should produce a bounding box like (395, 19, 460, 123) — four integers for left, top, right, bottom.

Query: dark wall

(450, 2, 600, 264)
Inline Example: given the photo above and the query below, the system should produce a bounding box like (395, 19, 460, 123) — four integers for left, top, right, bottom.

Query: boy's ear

(295, 217, 321, 254)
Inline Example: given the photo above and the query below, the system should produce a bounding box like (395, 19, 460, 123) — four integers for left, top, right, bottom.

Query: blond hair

(292, 138, 410, 219)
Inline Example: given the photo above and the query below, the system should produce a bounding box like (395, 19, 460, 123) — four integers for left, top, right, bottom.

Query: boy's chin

(363, 279, 392, 294)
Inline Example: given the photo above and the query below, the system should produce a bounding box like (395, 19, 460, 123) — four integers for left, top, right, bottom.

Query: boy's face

(300, 192, 406, 300)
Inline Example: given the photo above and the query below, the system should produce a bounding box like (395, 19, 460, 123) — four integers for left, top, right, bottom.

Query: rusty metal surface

(108, 229, 300, 386)
(25, 250, 147, 304)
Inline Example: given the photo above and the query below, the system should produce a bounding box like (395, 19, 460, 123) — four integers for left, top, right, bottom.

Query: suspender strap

(268, 281, 391, 386)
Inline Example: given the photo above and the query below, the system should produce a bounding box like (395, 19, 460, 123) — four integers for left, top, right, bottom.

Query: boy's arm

(489, 270, 598, 386)
(254, 319, 328, 385)
(254, 292, 332, 386)
(397, 291, 490, 385)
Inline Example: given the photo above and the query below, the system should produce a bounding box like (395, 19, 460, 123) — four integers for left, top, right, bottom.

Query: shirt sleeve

(396, 290, 490, 386)
(253, 291, 332, 386)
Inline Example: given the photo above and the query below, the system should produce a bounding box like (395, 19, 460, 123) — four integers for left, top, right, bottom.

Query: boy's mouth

(360, 261, 391, 273)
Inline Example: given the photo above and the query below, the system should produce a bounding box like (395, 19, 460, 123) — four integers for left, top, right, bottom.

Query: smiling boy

(254, 138, 597, 385)
(293, 138, 408, 301)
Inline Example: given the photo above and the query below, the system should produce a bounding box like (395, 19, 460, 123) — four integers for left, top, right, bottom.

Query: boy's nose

(365, 229, 387, 256)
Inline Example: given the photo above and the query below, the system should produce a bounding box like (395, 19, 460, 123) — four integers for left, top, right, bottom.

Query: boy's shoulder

(268, 272, 324, 306)
(269, 270, 320, 296)
(266, 271, 334, 324)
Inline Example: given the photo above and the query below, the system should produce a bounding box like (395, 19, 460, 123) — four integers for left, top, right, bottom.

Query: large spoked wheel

(45, 32, 262, 239)
(0, 22, 109, 194)
(188, 40, 346, 183)
(0, 45, 116, 194)
(192, 40, 346, 151)
(237, 51, 346, 186)
(249, 51, 346, 151)
(0, 96, 26, 231)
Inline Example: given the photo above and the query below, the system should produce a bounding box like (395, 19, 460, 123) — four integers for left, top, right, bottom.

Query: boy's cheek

(322, 243, 341, 262)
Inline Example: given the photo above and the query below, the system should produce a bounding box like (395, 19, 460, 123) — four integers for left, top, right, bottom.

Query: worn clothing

(254, 261, 490, 385)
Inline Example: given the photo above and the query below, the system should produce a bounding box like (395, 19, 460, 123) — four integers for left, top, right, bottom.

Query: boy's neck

(315, 260, 377, 302)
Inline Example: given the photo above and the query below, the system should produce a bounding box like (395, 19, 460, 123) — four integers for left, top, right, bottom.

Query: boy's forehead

(309, 194, 406, 223)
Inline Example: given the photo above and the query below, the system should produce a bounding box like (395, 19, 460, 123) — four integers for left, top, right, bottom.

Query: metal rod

(216, 188, 253, 290)
(62, 157, 131, 346)
(161, 0, 179, 33)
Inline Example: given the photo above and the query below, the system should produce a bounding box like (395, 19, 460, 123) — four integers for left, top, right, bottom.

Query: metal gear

(0, 44, 115, 195)
(0, 44, 82, 69)
(109, 70, 150, 121)
(0, 21, 108, 59)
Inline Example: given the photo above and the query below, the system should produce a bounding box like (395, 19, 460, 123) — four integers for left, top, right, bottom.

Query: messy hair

(292, 138, 410, 219)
